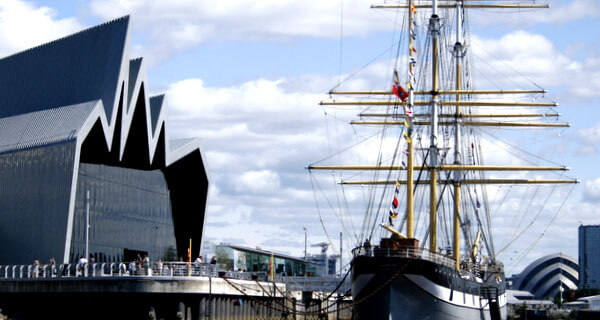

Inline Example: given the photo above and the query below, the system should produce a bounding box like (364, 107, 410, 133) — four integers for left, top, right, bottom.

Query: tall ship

(308, 0, 578, 319)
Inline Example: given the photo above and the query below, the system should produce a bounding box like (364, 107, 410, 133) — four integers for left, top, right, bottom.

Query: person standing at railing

(32, 259, 40, 278)
(143, 254, 150, 275)
(364, 239, 372, 256)
(128, 260, 136, 275)
(48, 257, 56, 277)
(156, 259, 163, 276)
(77, 256, 87, 276)
(193, 256, 203, 276)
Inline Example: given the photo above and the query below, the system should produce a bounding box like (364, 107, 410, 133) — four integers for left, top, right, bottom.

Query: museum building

(0, 16, 209, 264)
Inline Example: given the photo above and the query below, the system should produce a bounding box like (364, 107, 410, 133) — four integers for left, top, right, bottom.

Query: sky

(2, 0, 599, 275)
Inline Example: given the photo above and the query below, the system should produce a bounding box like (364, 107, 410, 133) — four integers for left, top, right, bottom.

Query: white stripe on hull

(404, 274, 506, 310)
(353, 273, 507, 320)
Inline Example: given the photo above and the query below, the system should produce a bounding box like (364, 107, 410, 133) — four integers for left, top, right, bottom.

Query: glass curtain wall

(215, 246, 307, 276)
(70, 163, 177, 263)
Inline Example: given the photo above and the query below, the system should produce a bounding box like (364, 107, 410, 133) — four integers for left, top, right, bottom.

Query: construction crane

(311, 242, 329, 255)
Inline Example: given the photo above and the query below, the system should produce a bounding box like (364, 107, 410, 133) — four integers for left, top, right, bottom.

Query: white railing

(352, 246, 457, 269)
(0, 262, 223, 279)
(0, 262, 313, 283)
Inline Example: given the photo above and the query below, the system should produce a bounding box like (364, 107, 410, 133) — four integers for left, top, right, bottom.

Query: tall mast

(406, 0, 415, 239)
(453, 0, 464, 270)
(429, 0, 441, 253)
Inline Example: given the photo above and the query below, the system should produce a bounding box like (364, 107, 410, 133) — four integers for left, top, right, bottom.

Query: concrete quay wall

(0, 276, 282, 296)
(0, 277, 293, 320)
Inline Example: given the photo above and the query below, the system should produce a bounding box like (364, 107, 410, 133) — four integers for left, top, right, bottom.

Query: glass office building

(579, 225, 600, 289)
(215, 244, 309, 277)
(0, 17, 209, 265)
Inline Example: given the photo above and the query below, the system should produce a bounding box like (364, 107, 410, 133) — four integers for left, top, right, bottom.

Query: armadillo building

(509, 253, 579, 299)
(0, 17, 209, 265)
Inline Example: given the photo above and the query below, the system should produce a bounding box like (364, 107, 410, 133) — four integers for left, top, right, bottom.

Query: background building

(509, 253, 578, 299)
(306, 254, 338, 277)
(215, 244, 308, 277)
(579, 225, 600, 289)
(0, 16, 209, 264)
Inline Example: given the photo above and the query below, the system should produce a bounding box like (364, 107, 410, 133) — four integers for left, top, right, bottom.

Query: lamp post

(85, 190, 90, 262)
(303, 226, 307, 260)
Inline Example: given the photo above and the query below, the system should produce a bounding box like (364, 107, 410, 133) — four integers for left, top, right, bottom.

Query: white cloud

(91, 0, 386, 39)
(165, 75, 360, 255)
(576, 122, 600, 155)
(583, 177, 600, 202)
(469, 0, 600, 27)
(470, 31, 572, 88)
(237, 170, 281, 193)
(0, 0, 82, 58)
(155, 17, 594, 260)
(469, 31, 600, 102)
(90, 0, 390, 65)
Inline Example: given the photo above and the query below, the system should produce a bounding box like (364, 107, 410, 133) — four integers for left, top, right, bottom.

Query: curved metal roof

(513, 253, 579, 299)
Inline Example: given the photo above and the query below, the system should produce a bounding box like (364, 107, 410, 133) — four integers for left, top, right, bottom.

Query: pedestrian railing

(352, 245, 457, 269)
(0, 262, 223, 279)
(0, 262, 301, 283)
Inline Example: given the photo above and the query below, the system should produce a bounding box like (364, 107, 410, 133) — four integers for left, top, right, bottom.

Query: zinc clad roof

(128, 58, 143, 109)
(149, 94, 164, 132)
(0, 101, 100, 153)
(169, 138, 196, 152)
(0, 16, 128, 121)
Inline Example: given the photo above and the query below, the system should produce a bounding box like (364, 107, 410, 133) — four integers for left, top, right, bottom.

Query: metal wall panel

(0, 141, 76, 264)
(70, 163, 177, 263)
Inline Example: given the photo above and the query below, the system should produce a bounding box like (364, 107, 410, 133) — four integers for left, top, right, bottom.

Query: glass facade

(306, 255, 338, 276)
(579, 225, 600, 289)
(0, 141, 76, 264)
(70, 163, 177, 263)
(215, 245, 307, 276)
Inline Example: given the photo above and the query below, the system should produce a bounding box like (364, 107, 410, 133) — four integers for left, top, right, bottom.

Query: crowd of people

(26, 254, 220, 278)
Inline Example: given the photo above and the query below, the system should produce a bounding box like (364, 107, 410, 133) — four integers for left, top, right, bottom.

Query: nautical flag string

(406, 15, 416, 120)
(388, 183, 401, 224)
(392, 81, 410, 101)
(403, 131, 412, 144)
(409, 43, 418, 54)
(392, 70, 410, 102)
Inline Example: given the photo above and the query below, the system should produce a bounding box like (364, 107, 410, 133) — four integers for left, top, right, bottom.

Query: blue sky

(3, 0, 600, 275)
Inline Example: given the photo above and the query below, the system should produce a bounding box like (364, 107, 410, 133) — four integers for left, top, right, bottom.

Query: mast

(429, 0, 440, 253)
(453, 0, 464, 270)
(406, 0, 415, 239)
(312, 1, 578, 263)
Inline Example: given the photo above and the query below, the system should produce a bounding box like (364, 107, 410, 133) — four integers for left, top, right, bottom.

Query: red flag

(392, 82, 409, 101)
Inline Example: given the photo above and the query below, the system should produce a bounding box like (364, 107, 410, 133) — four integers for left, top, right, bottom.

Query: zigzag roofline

(0, 15, 210, 265)
(0, 16, 130, 62)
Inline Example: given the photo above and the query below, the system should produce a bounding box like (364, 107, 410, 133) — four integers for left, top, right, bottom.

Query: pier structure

(0, 262, 352, 319)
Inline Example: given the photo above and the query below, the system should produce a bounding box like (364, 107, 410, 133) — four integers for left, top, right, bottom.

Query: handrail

(352, 245, 457, 269)
(352, 245, 505, 275)
(0, 262, 233, 280)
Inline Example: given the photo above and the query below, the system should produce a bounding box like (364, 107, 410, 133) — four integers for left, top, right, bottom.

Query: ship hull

(352, 255, 507, 320)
